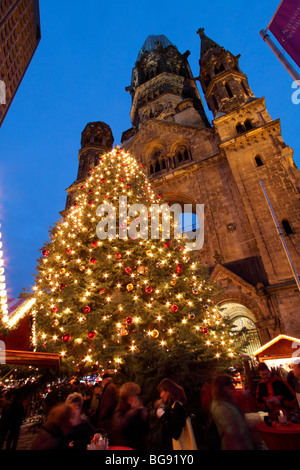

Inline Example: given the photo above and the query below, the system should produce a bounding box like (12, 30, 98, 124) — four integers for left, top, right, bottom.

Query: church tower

(64, 121, 114, 211)
(121, 31, 300, 348)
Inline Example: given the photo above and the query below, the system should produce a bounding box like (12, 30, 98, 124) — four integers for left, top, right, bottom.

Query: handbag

(172, 417, 198, 450)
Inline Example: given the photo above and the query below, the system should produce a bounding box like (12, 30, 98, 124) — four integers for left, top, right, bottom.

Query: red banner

(269, 0, 300, 67)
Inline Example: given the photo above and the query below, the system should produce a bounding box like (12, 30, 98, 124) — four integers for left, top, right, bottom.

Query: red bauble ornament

(125, 267, 132, 274)
(120, 177, 125, 182)
(101, 178, 106, 183)
(125, 316, 133, 325)
(87, 331, 96, 340)
(89, 189, 93, 194)
(90, 257, 97, 264)
(176, 263, 183, 274)
(60, 284, 67, 290)
(115, 252, 122, 259)
(164, 242, 170, 248)
(126, 183, 131, 188)
(89, 168, 93, 173)
(157, 193, 162, 199)
(145, 286, 153, 294)
(42, 250, 49, 256)
(66, 248, 72, 255)
(171, 304, 178, 312)
(63, 333, 71, 342)
(91, 241, 98, 247)
(88, 200, 94, 206)
(80, 185, 85, 190)
(83, 306, 91, 314)
(52, 306, 58, 313)
(202, 327, 209, 335)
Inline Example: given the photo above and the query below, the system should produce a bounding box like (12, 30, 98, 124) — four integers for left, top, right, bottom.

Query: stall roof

(3, 350, 61, 369)
(253, 334, 300, 360)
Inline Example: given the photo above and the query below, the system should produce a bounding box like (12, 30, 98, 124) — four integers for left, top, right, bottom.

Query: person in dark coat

(156, 378, 187, 450)
(88, 383, 102, 428)
(111, 382, 149, 450)
(3, 389, 25, 450)
(96, 373, 118, 439)
(65, 392, 96, 450)
(0, 390, 14, 450)
(31, 403, 73, 450)
(255, 362, 296, 417)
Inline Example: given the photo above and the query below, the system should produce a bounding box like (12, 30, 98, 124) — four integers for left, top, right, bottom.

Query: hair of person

(65, 392, 83, 409)
(93, 383, 101, 389)
(211, 374, 235, 402)
(116, 382, 141, 413)
(157, 378, 187, 405)
(257, 362, 270, 372)
(47, 403, 73, 427)
(119, 382, 141, 399)
(102, 372, 112, 380)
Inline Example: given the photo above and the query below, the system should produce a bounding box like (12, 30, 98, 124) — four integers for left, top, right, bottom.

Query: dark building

(0, 0, 41, 126)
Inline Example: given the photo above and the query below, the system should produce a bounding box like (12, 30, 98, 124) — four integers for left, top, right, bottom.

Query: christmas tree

(29, 147, 243, 389)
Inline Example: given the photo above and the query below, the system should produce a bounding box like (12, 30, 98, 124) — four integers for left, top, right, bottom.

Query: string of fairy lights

(2, 148, 238, 370)
(0, 224, 9, 323)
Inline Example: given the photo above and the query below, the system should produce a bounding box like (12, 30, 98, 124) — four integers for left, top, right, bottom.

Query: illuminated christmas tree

(30, 148, 242, 384)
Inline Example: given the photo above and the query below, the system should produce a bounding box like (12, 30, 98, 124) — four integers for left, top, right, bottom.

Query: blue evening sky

(0, 0, 299, 299)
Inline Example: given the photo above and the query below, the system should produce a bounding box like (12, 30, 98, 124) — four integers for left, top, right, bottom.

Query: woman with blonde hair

(65, 392, 96, 450)
(111, 382, 149, 450)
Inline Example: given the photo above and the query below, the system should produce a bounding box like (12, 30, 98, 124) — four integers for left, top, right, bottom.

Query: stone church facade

(65, 30, 300, 353)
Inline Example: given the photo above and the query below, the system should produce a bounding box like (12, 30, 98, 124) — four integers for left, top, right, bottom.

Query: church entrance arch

(218, 301, 261, 357)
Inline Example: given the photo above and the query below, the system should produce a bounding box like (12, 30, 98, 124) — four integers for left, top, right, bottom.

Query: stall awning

(253, 334, 300, 361)
(4, 350, 61, 369)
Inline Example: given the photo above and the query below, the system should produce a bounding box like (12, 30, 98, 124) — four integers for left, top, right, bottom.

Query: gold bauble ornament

(151, 329, 159, 338)
(126, 283, 134, 291)
(118, 325, 129, 336)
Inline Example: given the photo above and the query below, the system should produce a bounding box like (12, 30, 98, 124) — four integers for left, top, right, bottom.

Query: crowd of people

(0, 361, 300, 451)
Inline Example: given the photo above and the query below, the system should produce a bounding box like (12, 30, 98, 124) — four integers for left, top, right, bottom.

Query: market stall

(253, 334, 300, 375)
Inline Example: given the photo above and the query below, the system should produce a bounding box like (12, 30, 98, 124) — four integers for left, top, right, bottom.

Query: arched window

(255, 155, 263, 167)
(225, 82, 233, 98)
(179, 212, 199, 232)
(282, 219, 294, 235)
(149, 147, 167, 175)
(244, 119, 253, 130)
(236, 123, 244, 134)
(241, 81, 249, 96)
(174, 146, 192, 167)
(214, 64, 225, 75)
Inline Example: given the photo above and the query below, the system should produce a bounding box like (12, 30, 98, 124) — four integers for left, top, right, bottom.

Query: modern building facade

(0, 0, 41, 126)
